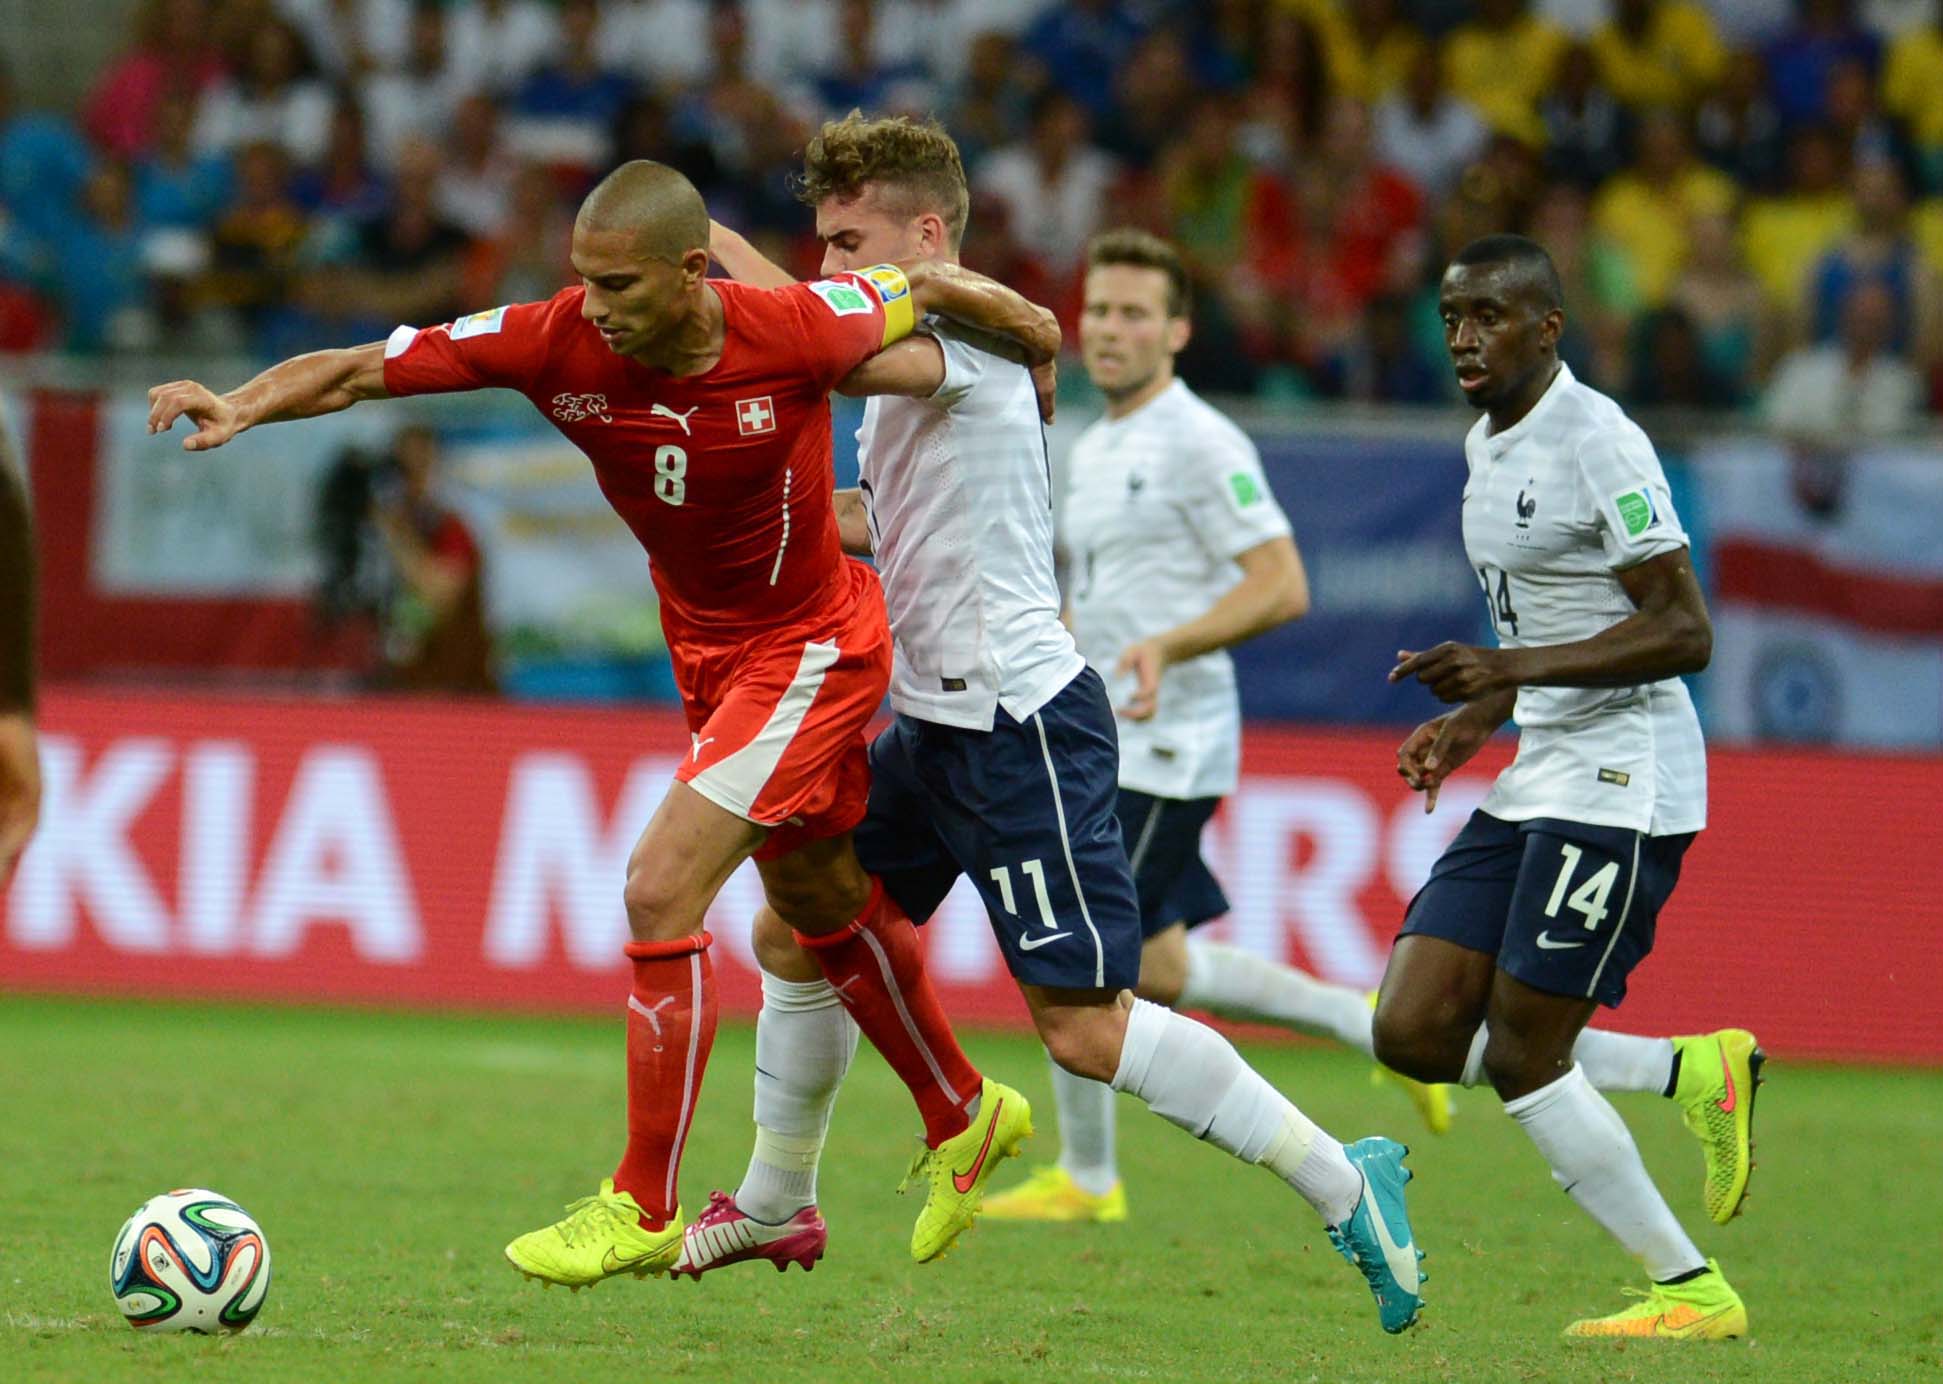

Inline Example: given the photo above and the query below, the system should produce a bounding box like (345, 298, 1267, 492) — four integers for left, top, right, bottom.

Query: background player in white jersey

(1376, 235, 1759, 1340)
(698, 114, 1425, 1333)
(985, 229, 1451, 1227)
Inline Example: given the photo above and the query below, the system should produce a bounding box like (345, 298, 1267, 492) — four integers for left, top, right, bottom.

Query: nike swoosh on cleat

(601, 1247, 650, 1274)
(1363, 1171, 1420, 1295)
(951, 1097, 1004, 1193)
(1715, 1045, 1738, 1114)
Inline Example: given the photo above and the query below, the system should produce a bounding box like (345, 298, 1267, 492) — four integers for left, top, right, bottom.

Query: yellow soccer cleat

(1671, 1028, 1764, 1224)
(1367, 992, 1454, 1135)
(981, 1164, 1129, 1224)
(504, 1178, 685, 1289)
(899, 1077, 1033, 1262)
(1563, 1260, 1748, 1340)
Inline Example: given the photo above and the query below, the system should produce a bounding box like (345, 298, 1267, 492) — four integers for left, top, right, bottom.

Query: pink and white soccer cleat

(669, 1192, 828, 1280)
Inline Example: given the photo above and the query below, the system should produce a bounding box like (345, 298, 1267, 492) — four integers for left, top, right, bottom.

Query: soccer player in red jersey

(146, 161, 1062, 1286)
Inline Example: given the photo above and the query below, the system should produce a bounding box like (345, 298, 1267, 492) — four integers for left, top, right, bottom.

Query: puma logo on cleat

(951, 1098, 1004, 1193)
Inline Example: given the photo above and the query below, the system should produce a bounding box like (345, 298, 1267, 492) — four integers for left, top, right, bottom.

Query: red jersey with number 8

(381, 271, 914, 648)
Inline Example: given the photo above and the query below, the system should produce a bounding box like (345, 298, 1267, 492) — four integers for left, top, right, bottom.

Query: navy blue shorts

(1397, 810, 1694, 1008)
(1114, 788, 1230, 938)
(853, 668, 1144, 991)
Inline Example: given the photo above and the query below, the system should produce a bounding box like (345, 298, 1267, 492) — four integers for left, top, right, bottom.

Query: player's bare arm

(1389, 549, 1710, 704)
(707, 219, 797, 289)
(1117, 536, 1307, 721)
(148, 343, 393, 451)
(832, 487, 872, 557)
(901, 259, 1060, 366)
(0, 415, 39, 884)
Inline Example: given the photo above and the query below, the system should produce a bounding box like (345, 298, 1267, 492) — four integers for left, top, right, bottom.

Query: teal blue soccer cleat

(1327, 1137, 1426, 1334)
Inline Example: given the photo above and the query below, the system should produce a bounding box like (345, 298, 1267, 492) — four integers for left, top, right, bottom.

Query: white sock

(1047, 1050, 1119, 1196)
(1459, 1026, 1676, 1095)
(1109, 997, 1362, 1225)
(735, 970, 860, 1224)
(1504, 1064, 1706, 1281)
(1180, 937, 1375, 1054)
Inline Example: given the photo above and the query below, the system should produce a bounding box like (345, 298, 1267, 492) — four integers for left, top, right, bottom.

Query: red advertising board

(4, 689, 1938, 1063)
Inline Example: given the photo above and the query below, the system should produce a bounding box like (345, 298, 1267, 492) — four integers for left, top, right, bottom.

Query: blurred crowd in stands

(5, 0, 1943, 430)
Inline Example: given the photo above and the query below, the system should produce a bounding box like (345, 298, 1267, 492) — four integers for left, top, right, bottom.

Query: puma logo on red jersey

(652, 403, 701, 435)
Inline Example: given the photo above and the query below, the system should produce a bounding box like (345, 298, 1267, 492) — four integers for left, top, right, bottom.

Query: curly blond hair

(795, 112, 970, 249)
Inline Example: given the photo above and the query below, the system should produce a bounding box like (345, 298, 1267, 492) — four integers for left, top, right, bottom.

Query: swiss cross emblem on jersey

(736, 396, 776, 435)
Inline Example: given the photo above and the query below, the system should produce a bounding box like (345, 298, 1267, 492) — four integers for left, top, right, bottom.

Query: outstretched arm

(148, 342, 392, 451)
(709, 220, 798, 290)
(900, 260, 1060, 366)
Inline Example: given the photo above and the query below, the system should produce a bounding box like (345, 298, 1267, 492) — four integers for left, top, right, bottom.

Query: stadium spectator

(944, 31, 1037, 167)
(1806, 157, 1939, 354)
(51, 162, 154, 353)
(1021, 0, 1145, 120)
(134, 88, 235, 232)
(1882, 9, 1943, 191)
(275, 0, 409, 81)
(873, 0, 1042, 88)
(976, 89, 1117, 278)
(1695, 49, 1786, 189)
(1233, 3, 1333, 162)
(304, 137, 468, 333)
(1670, 209, 1777, 397)
(0, 60, 96, 246)
(1741, 123, 1858, 306)
(1540, 42, 1628, 189)
(1310, 0, 1425, 103)
(290, 98, 389, 221)
(1373, 43, 1490, 203)
(1822, 52, 1909, 175)
(809, 0, 934, 120)
(360, 0, 470, 170)
(1531, 180, 1641, 390)
(1104, 27, 1201, 165)
(193, 17, 335, 165)
(1591, 110, 1738, 304)
(1590, 0, 1730, 109)
(368, 424, 497, 695)
(506, 0, 637, 174)
(197, 140, 311, 342)
(1444, 0, 1568, 145)
(1628, 304, 1742, 407)
(599, 0, 713, 91)
(461, 161, 575, 307)
(83, 0, 228, 160)
(1763, 0, 1881, 127)
(1764, 277, 1923, 437)
(444, 0, 559, 96)
(433, 94, 520, 240)
(608, 92, 721, 210)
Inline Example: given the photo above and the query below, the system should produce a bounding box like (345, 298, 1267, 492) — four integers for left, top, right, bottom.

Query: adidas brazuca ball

(110, 1189, 271, 1333)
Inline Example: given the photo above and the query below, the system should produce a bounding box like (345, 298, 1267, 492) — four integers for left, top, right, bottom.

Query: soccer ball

(109, 1189, 271, 1333)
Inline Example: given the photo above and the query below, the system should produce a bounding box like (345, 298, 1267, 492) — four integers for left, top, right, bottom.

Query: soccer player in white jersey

(984, 229, 1453, 1227)
(1376, 235, 1760, 1339)
(693, 114, 1426, 1333)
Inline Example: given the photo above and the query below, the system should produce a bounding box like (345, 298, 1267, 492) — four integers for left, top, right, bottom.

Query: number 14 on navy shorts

(1398, 810, 1695, 1008)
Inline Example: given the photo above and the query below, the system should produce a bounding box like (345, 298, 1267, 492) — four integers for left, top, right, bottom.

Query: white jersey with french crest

(1463, 363, 1706, 835)
(1061, 380, 1292, 800)
(855, 318, 1085, 731)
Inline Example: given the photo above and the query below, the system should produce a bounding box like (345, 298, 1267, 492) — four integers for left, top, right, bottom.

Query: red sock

(612, 931, 718, 1230)
(795, 879, 980, 1147)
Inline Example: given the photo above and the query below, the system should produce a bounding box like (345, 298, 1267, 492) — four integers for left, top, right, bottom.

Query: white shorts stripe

(1124, 796, 1165, 877)
(1584, 834, 1642, 999)
(687, 639, 841, 823)
(1032, 713, 1106, 988)
(857, 928, 965, 1106)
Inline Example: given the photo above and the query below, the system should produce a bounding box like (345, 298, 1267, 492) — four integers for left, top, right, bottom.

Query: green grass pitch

(3, 994, 1938, 1383)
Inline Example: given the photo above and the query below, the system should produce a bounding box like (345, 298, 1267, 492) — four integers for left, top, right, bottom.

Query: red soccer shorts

(671, 562, 891, 861)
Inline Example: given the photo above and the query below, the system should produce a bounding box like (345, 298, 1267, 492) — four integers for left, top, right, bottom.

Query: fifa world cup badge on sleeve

(450, 306, 509, 340)
(1612, 487, 1659, 537)
(808, 280, 875, 317)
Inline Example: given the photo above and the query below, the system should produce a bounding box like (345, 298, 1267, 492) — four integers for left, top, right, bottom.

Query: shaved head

(1449, 234, 1563, 314)
(576, 159, 710, 263)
